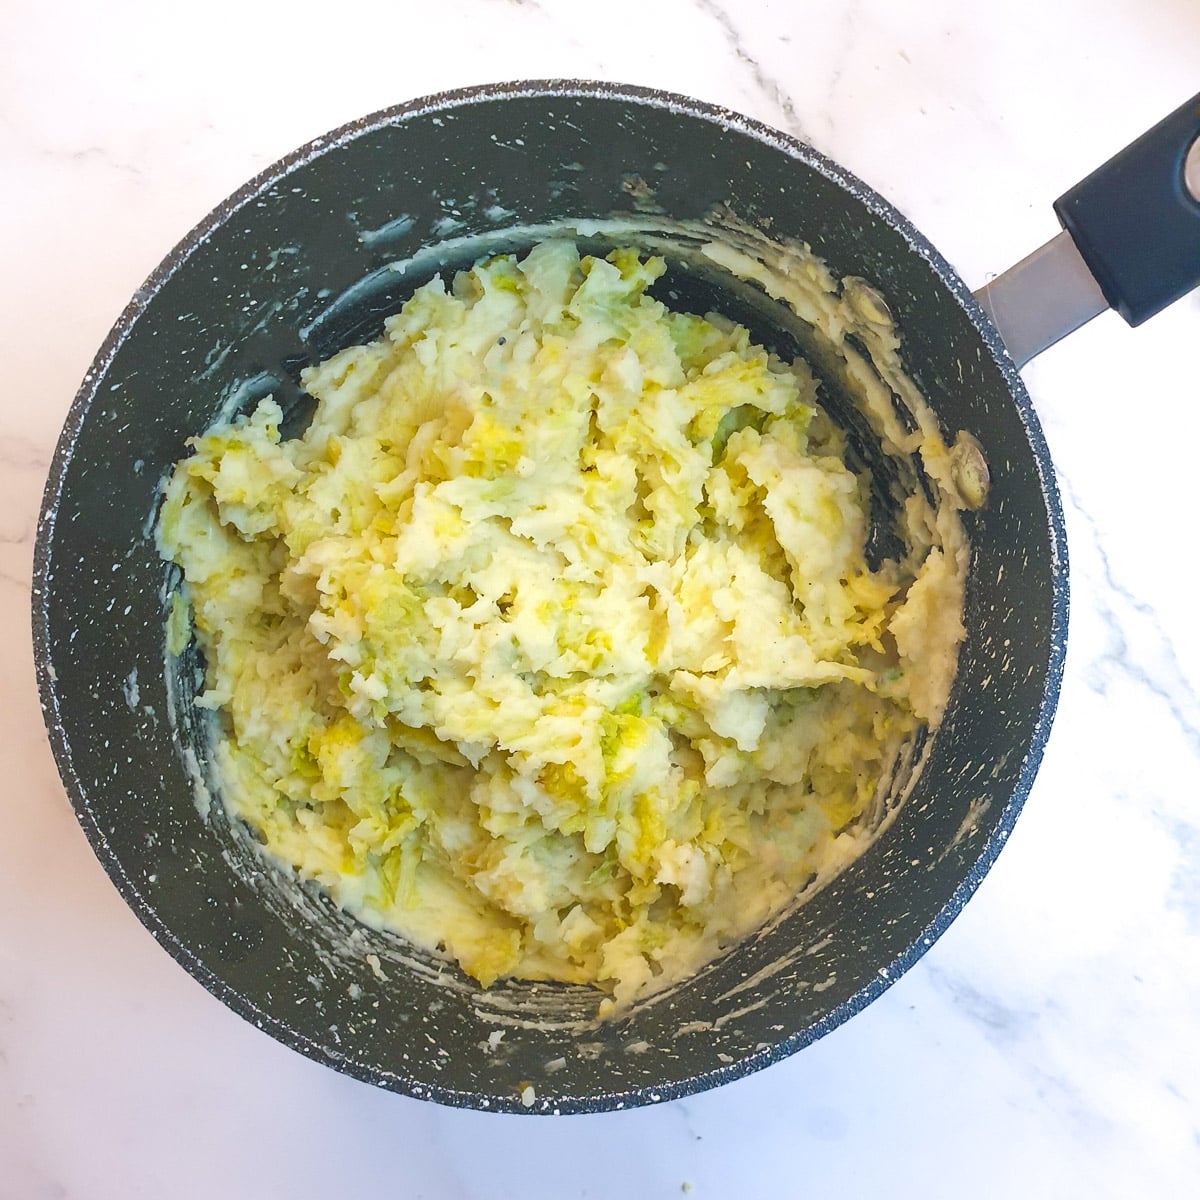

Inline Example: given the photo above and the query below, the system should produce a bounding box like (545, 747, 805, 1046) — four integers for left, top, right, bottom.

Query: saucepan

(32, 81, 1200, 1114)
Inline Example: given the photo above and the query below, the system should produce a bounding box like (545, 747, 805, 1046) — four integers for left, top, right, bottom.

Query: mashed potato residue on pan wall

(158, 240, 974, 1013)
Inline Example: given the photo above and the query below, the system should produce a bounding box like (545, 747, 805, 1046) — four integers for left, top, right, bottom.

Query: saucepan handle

(975, 91, 1200, 367)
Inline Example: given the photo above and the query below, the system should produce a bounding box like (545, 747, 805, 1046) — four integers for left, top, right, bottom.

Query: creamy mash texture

(159, 240, 971, 1011)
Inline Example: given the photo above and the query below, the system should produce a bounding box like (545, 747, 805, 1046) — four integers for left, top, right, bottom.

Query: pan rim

(31, 78, 1069, 1115)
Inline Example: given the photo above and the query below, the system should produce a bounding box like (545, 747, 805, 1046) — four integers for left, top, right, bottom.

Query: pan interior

(165, 214, 935, 1028)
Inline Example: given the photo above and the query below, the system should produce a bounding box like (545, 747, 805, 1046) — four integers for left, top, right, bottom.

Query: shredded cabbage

(159, 241, 966, 1011)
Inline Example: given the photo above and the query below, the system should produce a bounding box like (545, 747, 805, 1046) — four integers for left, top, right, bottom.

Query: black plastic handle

(1054, 92, 1200, 327)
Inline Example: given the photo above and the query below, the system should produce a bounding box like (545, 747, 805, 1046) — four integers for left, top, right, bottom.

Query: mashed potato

(158, 241, 969, 1011)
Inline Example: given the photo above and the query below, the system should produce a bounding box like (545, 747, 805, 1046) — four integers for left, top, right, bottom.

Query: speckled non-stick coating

(32, 81, 1067, 1115)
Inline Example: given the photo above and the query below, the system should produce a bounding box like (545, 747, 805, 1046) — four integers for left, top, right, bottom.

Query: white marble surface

(4, 0, 1200, 1195)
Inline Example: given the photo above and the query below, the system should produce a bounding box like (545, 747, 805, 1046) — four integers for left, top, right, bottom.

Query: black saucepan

(32, 81, 1200, 1114)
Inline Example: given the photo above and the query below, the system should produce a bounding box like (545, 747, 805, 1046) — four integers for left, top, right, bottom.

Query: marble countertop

(4, 1, 1199, 1195)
